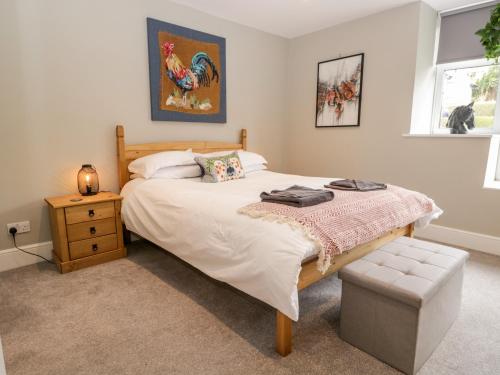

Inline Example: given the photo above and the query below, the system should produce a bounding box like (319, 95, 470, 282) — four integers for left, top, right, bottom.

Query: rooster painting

(147, 17, 226, 122)
(162, 41, 219, 110)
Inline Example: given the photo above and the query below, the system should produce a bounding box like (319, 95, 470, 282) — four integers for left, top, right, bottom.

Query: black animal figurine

(446, 102, 475, 134)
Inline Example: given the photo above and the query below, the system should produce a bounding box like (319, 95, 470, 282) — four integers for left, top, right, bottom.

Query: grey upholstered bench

(338, 236, 469, 375)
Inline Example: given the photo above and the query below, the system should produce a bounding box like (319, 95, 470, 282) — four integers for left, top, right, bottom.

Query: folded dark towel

(260, 185, 334, 207)
(324, 179, 387, 192)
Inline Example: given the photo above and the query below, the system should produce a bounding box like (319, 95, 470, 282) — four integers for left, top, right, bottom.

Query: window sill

(403, 133, 494, 138)
(483, 181, 500, 190)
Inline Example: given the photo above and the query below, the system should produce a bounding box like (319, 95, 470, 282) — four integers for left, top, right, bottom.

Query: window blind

(436, 2, 498, 64)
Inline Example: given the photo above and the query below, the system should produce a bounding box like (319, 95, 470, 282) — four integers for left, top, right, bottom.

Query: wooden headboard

(116, 125, 247, 189)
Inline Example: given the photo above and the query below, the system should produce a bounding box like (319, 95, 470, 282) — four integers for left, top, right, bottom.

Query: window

(432, 59, 500, 134)
(428, 2, 500, 136)
(496, 142, 500, 180)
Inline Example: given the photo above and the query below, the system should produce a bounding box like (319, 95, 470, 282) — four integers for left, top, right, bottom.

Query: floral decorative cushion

(195, 152, 245, 183)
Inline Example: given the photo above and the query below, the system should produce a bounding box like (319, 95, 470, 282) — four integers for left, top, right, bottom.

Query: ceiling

(170, 0, 483, 38)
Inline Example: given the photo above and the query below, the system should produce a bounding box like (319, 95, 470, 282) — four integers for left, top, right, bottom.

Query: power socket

(7, 221, 31, 235)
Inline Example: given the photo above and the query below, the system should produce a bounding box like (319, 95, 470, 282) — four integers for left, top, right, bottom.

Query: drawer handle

(92, 244, 98, 252)
(90, 227, 96, 235)
(88, 209, 95, 217)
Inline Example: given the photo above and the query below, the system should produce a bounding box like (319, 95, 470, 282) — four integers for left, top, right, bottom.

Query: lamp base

(81, 192, 98, 196)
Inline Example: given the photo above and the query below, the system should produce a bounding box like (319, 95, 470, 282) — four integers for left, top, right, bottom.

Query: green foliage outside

(466, 64, 498, 129)
(475, 115, 495, 128)
(472, 101, 496, 116)
(471, 66, 499, 101)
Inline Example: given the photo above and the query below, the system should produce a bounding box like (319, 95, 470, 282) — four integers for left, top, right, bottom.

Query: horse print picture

(316, 53, 364, 127)
(446, 102, 475, 134)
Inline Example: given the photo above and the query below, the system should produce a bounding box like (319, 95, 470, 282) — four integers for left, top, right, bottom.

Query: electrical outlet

(7, 221, 31, 235)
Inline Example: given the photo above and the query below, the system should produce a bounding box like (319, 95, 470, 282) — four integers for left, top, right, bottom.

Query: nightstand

(45, 192, 126, 273)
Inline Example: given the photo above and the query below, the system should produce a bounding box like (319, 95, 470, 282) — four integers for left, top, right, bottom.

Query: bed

(116, 125, 440, 356)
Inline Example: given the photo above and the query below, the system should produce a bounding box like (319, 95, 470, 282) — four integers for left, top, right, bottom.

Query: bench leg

(276, 310, 292, 356)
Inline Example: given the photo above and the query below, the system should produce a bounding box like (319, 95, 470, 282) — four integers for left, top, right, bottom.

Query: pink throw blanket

(239, 185, 434, 273)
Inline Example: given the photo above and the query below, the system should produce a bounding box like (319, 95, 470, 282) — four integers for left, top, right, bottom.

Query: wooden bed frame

(115, 124, 415, 357)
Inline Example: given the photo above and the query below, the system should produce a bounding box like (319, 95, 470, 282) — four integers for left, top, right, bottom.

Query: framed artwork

(147, 18, 226, 123)
(315, 53, 364, 128)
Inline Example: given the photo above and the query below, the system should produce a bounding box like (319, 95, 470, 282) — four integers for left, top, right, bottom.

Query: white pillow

(238, 151, 267, 168)
(128, 150, 195, 179)
(152, 165, 202, 179)
(244, 164, 267, 174)
(194, 150, 268, 170)
(130, 164, 202, 179)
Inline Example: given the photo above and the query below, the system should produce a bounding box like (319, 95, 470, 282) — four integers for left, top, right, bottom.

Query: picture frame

(315, 53, 364, 128)
(147, 18, 226, 123)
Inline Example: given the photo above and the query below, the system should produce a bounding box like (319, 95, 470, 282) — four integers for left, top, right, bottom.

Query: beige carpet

(1, 240, 499, 375)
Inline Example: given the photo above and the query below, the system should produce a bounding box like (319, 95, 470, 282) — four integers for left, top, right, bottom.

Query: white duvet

(121, 171, 441, 320)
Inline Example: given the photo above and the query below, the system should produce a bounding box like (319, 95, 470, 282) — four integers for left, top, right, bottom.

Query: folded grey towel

(324, 179, 387, 191)
(260, 185, 334, 207)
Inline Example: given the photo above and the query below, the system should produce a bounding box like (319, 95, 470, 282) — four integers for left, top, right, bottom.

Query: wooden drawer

(69, 234, 118, 260)
(65, 202, 115, 224)
(67, 217, 116, 242)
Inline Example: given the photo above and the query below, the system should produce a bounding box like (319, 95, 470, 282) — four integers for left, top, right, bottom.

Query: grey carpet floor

(1, 241, 499, 375)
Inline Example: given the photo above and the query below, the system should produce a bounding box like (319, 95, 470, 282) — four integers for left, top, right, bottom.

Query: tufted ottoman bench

(338, 236, 469, 375)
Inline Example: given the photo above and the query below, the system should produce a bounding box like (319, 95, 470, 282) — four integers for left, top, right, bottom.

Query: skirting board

(0, 241, 53, 273)
(415, 224, 500, 257)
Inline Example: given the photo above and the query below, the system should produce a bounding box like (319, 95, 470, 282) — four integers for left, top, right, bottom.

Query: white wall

(0, 0, 288, 250)
(285, 1, 500, 237)
(410, 2, 438, 134)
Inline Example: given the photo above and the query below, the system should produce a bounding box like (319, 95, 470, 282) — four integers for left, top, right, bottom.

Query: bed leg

(123, 224, 131, 245)
(407, 222, 415, 238)
(276, 310, 292, 356)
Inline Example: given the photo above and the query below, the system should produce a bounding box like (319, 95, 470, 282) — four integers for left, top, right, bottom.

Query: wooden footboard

(275, 223, 415, 357)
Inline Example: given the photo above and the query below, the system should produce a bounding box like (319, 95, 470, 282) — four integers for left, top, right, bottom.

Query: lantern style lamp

(77, 164, 99, 196)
